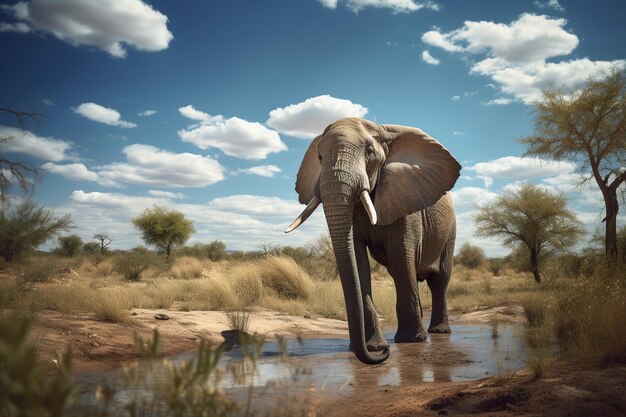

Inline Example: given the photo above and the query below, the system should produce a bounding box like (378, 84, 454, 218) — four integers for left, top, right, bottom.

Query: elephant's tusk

(285, 196, 320, 233)
(360, 191, 377, 225)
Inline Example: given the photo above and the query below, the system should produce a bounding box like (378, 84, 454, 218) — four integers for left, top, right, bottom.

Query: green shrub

(53, 234, 83, 257)
(113, 250, 161, 281)
(455, 242, 486, 269)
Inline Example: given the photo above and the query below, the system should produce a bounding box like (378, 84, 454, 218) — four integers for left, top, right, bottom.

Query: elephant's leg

(389, 255, 427, 343)
(427, 238, 454, 333)
(352, 242, 388, 352)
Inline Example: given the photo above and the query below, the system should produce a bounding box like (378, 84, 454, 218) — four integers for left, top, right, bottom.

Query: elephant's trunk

(321, 171, 389, 365)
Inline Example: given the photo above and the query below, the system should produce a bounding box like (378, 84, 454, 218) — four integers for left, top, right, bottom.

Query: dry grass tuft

(169, 256, 205, 280)
(257, 256, 312, 300)
(92, 288, 132, 323)
(229, 263, 264, 306)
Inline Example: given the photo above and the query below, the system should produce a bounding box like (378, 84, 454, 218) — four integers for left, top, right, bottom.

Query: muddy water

(74, 322, 527, 412)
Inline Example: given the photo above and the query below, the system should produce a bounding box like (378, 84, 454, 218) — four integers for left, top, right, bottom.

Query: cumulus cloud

(74, 102, 137, 128)
(239, 165, 282, 178)
(53, 190, 327, 251)
(422, 13, 625, 104)
(178, 105, 286, 160)
(0, 125, 73, 161)
(466, 156, 576, 179)
(42, 162, 97, 182)
(421, 50, 440, 65)
(451, 95, 460, 101)
(266, 95, 368, 139)
(484, 97, 514, 106)
(319, 0, 439, 13)
(138, 110, 156, 117)
(97, 144, 226, 187)
(1, 0, 173, 58)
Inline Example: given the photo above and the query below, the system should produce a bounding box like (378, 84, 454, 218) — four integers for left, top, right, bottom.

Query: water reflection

(74, 323, 527, 405)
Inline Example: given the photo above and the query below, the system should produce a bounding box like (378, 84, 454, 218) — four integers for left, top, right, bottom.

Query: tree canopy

(474, 183, 583, 283)
(132, 206, 195, 258)
(520, 68, 626, 257)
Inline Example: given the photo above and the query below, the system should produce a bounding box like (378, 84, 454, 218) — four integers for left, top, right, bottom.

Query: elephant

(285, 117, 461, 365)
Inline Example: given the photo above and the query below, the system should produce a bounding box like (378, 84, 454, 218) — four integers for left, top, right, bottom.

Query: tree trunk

(529, 250, 542, 283)
(604, 192, 619, 257)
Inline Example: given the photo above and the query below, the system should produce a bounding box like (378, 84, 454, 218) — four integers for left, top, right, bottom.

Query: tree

(132, 206, 195, 258)
(93, 233, 112, 254)
(474, 183, 584, 283)
(54, 234, 83, 257)
(0, 198, 73, 262)
(520, 68, 626, 257)
(455, 242, 486, 269)
(0, 107, 44, 201)
(83, 241, 100, 255)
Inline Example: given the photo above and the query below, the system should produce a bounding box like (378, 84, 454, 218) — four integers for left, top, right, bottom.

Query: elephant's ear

(295, 135, 322, 204)
(374, 125, 461, 225)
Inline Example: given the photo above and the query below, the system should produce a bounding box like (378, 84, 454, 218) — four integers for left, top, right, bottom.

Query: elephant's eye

(366, 145, 375, 159)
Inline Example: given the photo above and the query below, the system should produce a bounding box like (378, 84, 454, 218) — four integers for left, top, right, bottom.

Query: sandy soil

(31, 306, 626, 417)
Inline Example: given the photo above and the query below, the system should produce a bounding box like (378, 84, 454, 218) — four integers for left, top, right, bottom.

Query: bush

(16, 257, 59, 290)
(114, 250, 162, 281)
(553, 261, 626, 363)
(455, 242, 486, 269)
(257, 256, 312, 300)
(53, 234, 83, 257)
(178, 241, 227, 261)
(92, 288, 132, 323)
(0, 198, 73, 262)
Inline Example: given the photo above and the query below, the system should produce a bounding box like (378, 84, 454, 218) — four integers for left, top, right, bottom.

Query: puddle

(73, 323, 527, 412)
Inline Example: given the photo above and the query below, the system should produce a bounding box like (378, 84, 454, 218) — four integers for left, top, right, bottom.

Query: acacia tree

(520, 68, 626, 257)
(93, 233, 112, 254)
(54, 234, 84, 257)
(132, 206, 195, 258)
(475, 183, 583, 283)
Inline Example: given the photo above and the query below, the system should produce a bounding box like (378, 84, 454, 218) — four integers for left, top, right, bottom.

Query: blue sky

(0, 0, 624, 255)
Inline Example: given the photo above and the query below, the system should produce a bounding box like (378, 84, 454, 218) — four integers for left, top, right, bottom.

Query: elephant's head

(286, 118, 461, 364)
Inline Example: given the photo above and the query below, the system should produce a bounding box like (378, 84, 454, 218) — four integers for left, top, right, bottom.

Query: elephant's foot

(349, 328, 389, 352)
(394, 326, 427, 343)
(428, 322, 451, 333)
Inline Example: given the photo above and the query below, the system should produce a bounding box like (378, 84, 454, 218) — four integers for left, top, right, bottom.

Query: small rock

(155, 313, 170, 320)
(92, 342, 99, 347)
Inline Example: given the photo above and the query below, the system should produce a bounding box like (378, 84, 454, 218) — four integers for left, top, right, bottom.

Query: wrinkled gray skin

(286, 118, 461, 365)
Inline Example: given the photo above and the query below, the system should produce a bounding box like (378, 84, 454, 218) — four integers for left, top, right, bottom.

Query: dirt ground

(31, 306, 626, 417)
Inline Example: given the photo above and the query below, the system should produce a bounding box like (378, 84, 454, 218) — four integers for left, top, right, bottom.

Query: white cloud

(318, 0, 439, 13)
(239, 165, 282, 178)
(452, 131, 464, 136)
(451, 95, 460, 101)
(0, 125, 73, 161)
(484, 97, 514, 106)
(74, 102, 137, 128)
(466, 156, 576, 179)
(451, 186, 497, 208)
(535, 0, 564, 11)
(2, 0, 173, 58)
(266, 95, 368, 139)
(318, 0, 338, 8)
(422, 13, 626, 104)
(42, 162, 98, 182)
(52, 190, 327, 251)
(97, 144, 226, 187)
(0, 21, 30, 33)
(138, 110, 156, 117)
(147, 190, 186, 199)
(178, 106, 286, 160)
(421, 50, 440, 65)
